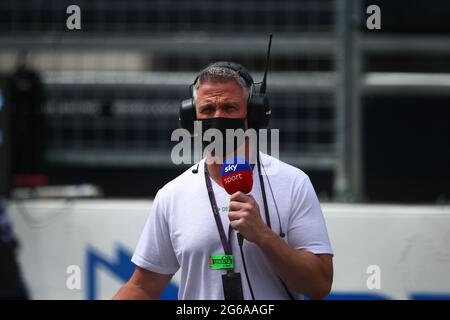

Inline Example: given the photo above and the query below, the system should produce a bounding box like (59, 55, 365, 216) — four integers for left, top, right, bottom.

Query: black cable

(257, 151, 287, 237)
(256, 144, 272, 231)
(260, 158, 285, 238)
(237, 233, 255, 300)
(256, 151, 295, 300)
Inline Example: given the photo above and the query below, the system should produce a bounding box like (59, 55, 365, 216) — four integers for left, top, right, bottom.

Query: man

(114, 62, 333, 300)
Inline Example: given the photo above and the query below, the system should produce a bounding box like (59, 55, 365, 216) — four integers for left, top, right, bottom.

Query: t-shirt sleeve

(131, 191, 180, 274)
(286, 176, 334, 255)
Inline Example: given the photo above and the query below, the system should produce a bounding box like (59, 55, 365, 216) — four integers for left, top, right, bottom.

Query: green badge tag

(210, 255, 234, 270)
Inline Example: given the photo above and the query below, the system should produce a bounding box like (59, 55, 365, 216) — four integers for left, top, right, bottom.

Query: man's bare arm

(229, 191, 333, 299)
(256, 229, 333, 300)
(113, 266, 173, 300)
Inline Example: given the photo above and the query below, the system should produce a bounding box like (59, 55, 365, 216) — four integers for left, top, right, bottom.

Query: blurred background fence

(1, 0, 450, 300)
(1, 0, 449, 202)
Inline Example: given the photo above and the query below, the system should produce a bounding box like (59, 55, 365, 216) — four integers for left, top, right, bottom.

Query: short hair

(192, 65, 251, 102)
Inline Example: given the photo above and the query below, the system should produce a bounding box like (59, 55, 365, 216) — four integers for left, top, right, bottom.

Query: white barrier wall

(6, 200, 450, 300)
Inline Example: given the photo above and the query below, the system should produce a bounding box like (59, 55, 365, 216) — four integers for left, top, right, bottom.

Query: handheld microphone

(220, 157, 253, 195)
(221, 156, 253, 245)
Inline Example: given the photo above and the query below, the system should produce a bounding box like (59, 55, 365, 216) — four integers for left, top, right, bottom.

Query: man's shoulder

(260, 153, 309, 185)
(157, 160, 204, 197)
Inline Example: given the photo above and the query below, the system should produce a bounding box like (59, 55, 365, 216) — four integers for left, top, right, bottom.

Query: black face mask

(198, 117, 246, 159)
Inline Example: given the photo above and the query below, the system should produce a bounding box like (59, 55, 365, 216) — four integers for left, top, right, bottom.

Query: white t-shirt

(131, 153, 333, 300)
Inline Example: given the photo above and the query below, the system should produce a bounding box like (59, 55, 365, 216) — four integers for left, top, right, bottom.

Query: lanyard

(204, 164, 233, 256)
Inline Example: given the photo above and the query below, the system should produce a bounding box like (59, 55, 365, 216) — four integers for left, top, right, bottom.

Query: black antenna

(260, 34, 273, 94)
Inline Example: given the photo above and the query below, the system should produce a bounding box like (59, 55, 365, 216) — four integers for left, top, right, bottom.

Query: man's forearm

(113, 281, 155, 300)
(255, 229, 333, 299)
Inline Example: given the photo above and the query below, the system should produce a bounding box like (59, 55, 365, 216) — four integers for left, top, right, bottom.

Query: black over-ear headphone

(179, 61, 271, 133)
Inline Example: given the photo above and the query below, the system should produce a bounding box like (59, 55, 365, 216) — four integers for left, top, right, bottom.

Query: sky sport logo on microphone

(170, 120, 280, 174)
(223, 164, 238, 173)
(220, 156, 253, 195)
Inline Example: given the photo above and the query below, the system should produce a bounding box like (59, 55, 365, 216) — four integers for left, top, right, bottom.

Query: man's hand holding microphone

(220, 157, 272, 245)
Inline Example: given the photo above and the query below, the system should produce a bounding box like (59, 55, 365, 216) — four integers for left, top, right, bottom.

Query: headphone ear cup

(248, 94, 271, 129)
(179, 98, 196, 133)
